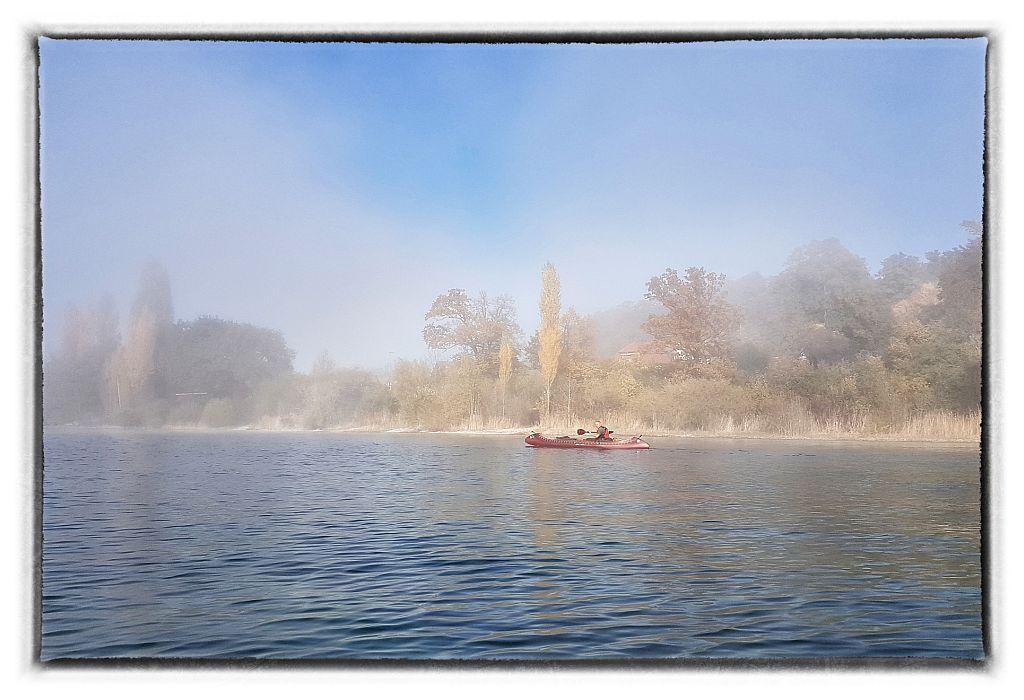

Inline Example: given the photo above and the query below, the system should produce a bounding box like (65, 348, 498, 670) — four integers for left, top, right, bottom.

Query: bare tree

(423, 288, 520, 370)
(498, 337, 514, 419)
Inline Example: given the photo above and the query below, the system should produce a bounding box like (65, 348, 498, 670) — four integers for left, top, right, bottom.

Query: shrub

(200, 398, 238, 428)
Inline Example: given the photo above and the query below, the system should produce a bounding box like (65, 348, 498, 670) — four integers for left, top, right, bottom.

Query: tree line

(43, 225, 982, 440)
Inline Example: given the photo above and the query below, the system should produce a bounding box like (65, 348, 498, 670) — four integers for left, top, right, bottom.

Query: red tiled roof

(617, 343, 675, 366)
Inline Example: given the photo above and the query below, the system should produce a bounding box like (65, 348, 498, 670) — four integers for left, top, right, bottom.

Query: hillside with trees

(43, 225, 983, 441)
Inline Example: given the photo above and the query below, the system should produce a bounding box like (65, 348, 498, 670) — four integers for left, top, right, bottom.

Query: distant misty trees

(727, 239, 892, 369)
(43, 297, 120, 424)
(44, 260, 296, 427)
(643, 267, 742, 377)
(301, 352, 391, 431)
(43, 222, 983, 440)
(105, 260, 174, 417)
(709, 229, 981, 434)
(403, 226, 981, 437)
(159, 317, 293, 404)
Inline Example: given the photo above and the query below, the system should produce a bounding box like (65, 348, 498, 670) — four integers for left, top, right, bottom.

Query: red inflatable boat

(525, 433, 651, 449)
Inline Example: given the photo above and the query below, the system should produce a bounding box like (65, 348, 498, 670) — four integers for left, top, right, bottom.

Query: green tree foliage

(931, 223, 982, 344)
(767, 239, 892, 363)
(156, 316, 295, 404)
(878, 253, 929, 304)
(733, 341, 771, 375)
(885, 322, 980, 412)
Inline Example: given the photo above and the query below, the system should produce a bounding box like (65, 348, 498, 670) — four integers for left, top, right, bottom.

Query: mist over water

(42, 431, 982, 660)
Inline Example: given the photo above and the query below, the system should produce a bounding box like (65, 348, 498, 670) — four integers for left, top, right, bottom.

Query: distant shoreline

(43, 423, 980, 447)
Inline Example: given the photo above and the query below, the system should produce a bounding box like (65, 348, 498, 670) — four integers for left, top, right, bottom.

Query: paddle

(576, 428, 614, 436)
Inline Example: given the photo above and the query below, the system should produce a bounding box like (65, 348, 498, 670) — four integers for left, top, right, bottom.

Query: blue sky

(39, 38, 986, 370)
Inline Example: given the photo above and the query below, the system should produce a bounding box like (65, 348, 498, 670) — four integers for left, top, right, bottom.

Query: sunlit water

(41, 430, 983, 660)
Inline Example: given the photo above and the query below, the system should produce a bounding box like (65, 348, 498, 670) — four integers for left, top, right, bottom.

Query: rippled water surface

(42, 430, 983, 660)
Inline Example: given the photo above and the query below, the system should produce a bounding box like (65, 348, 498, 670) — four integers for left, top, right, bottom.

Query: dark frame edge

(33, 27, 990, 43)
(28, 28, 44, 670)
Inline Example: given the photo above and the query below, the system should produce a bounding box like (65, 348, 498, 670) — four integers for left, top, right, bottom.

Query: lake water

(41, 430, 983, 661)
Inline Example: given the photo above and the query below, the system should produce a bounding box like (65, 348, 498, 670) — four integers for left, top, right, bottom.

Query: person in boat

(592, 421, 611, 441)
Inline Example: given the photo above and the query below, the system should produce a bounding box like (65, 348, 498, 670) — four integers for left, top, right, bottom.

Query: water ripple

(41, 431, 982, 660)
